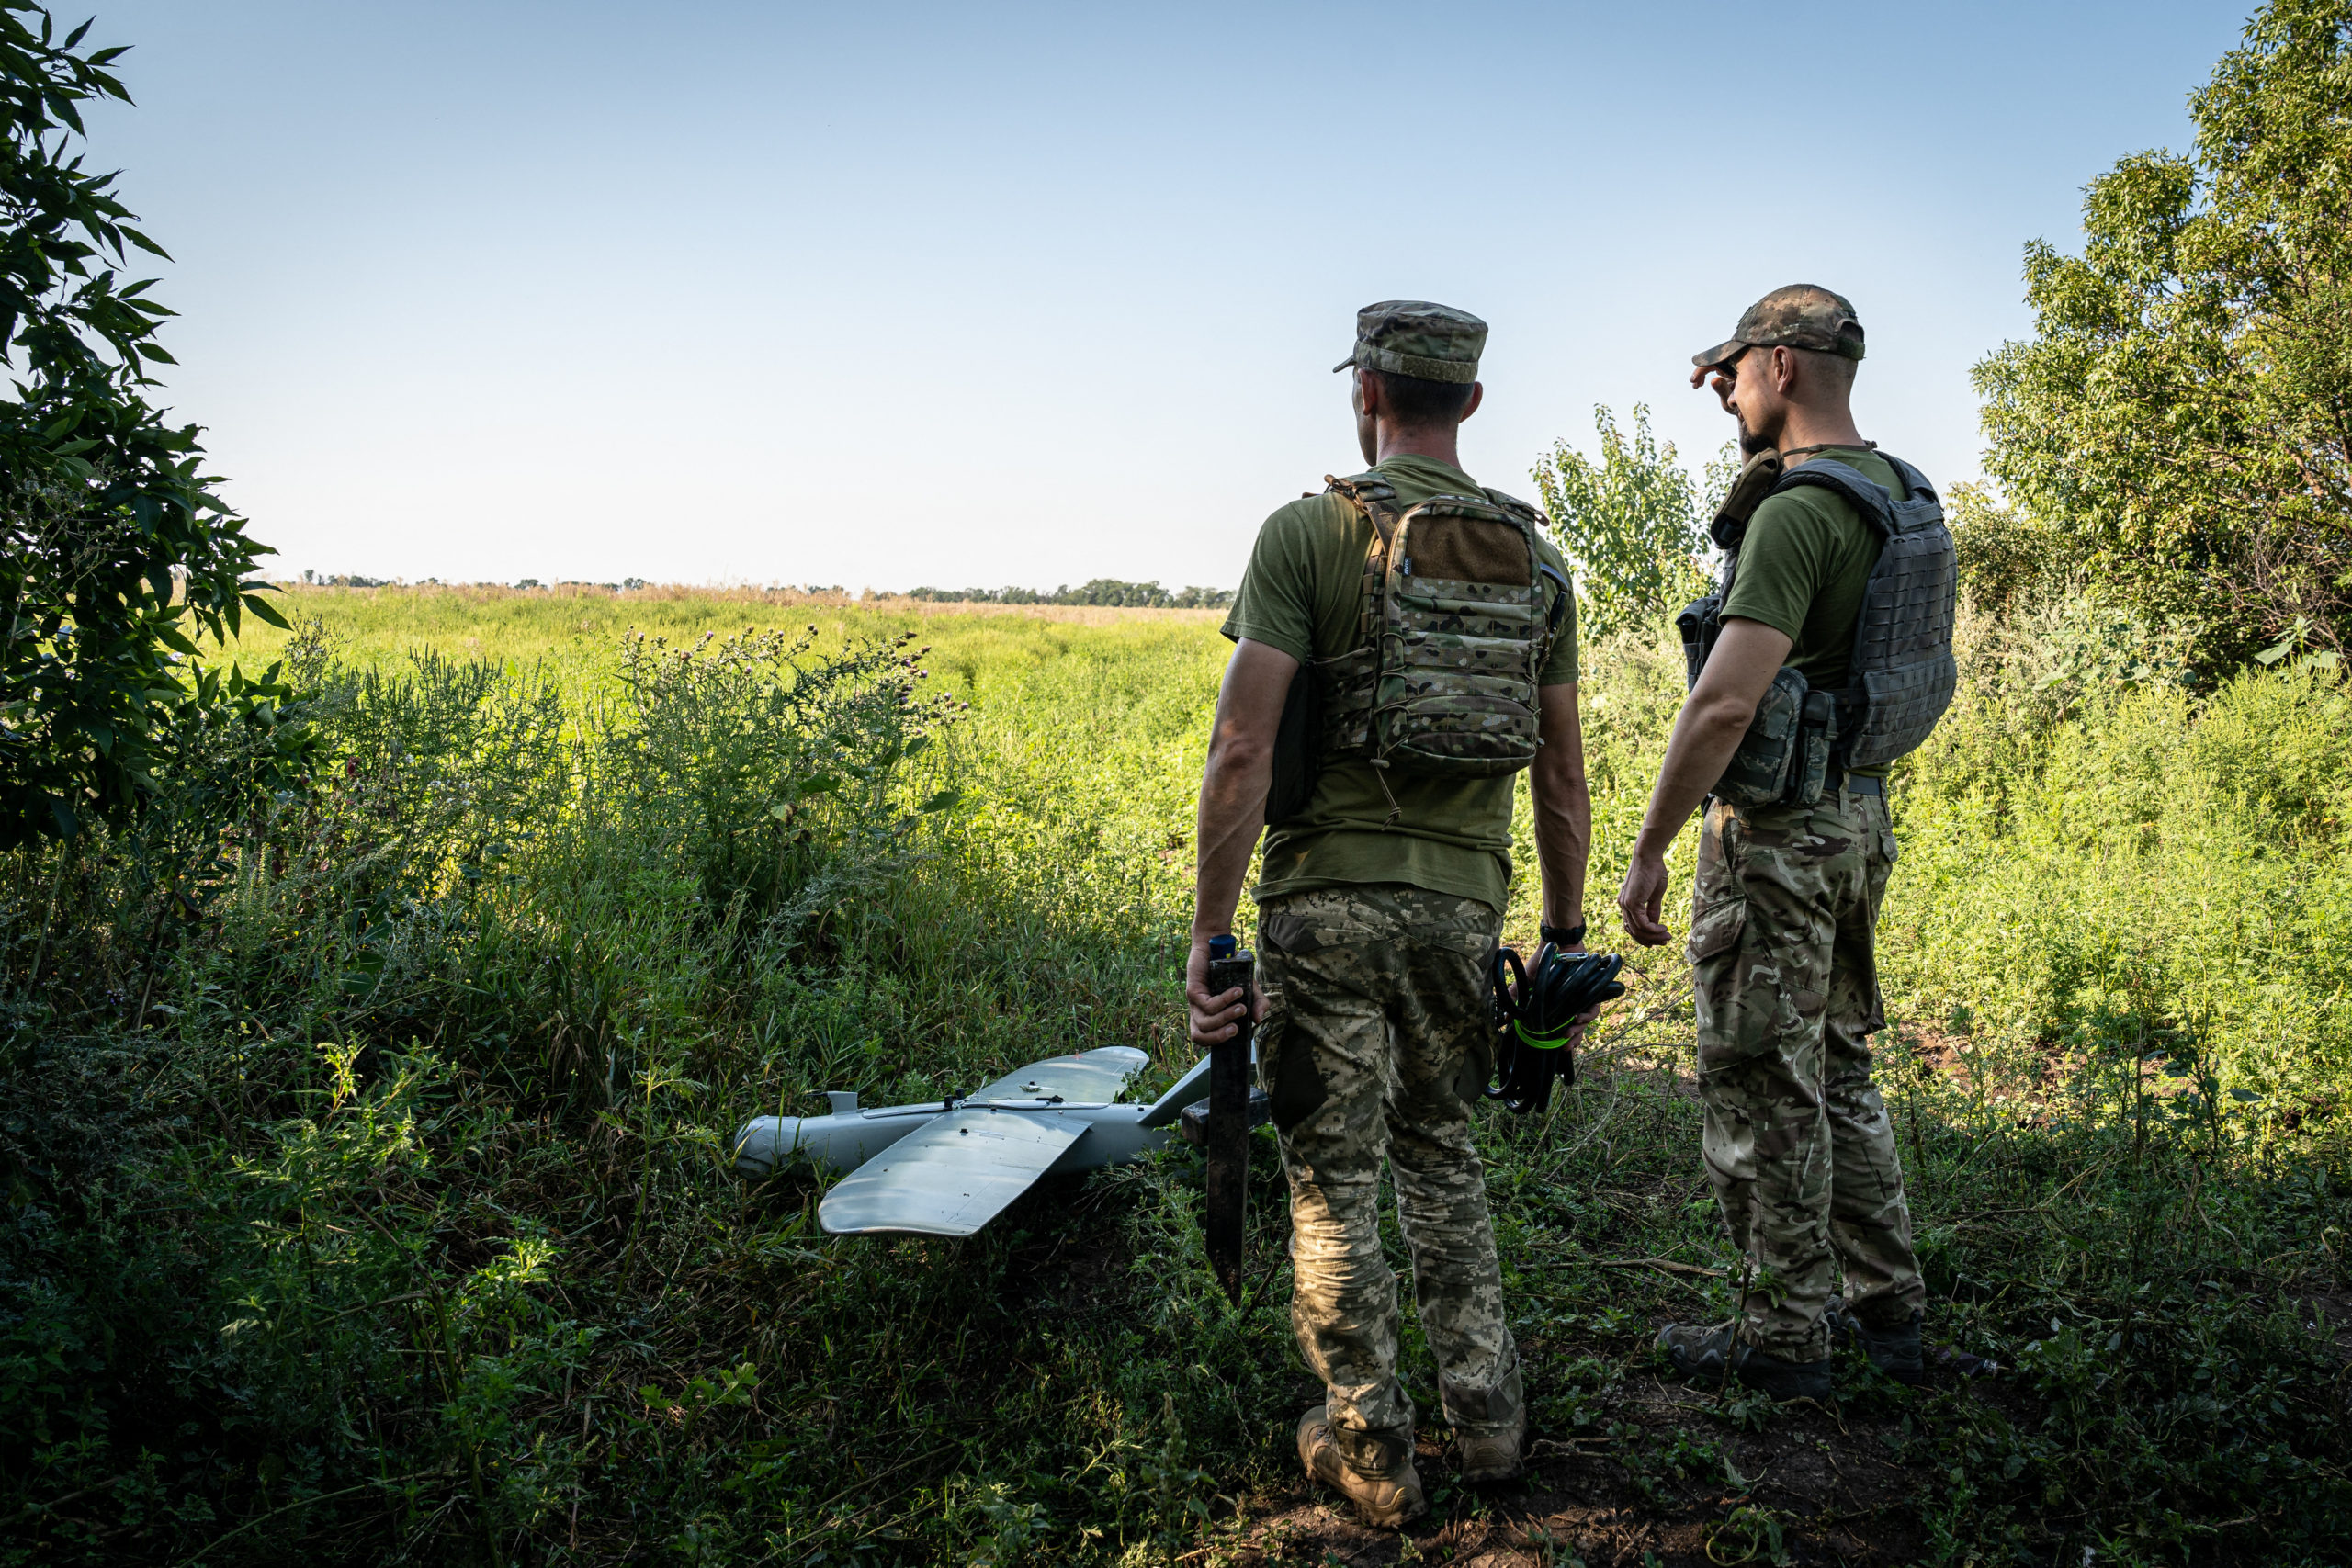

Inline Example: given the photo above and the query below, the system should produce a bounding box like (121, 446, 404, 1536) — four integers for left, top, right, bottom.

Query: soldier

(1186, 302, 1591, 1527)
(1616, 285, 1952, 1398)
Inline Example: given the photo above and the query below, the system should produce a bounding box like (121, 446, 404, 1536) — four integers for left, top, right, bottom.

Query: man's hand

(1186, 931, 1265, 1046)
(1690, 346, 1746, 408)
(1617, 615, 1792, 949)
(1617, 852, 1672, 947)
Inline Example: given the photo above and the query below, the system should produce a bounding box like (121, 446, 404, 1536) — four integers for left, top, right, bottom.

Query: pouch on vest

(1711, 666, 1806, 807)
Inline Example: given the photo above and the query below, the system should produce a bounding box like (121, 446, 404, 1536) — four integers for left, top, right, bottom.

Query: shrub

(1532, 404, 1731, 641)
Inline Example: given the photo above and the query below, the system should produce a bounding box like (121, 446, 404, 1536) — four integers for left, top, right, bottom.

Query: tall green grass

(2, 591, 2346, 1565)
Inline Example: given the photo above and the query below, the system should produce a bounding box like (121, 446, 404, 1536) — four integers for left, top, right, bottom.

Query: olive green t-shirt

(1720, 446, 1909, 777)
(1221, 454, 1578, 912)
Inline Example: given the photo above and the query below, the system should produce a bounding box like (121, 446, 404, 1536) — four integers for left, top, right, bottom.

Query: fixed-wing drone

(731, 938, 1616, 1267)
(732, 1046, 1257, 1238)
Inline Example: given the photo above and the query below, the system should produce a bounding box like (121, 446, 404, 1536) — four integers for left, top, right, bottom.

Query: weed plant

(1, 595, 2346, 1564)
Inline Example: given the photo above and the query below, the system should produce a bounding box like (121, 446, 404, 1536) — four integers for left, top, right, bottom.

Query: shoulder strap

(1873, 453, 1940, 510)
(1478, 486, 1549, 529)
(1324, 470, 1404, 653)
(1768, 457, 1899, 539)
(1323, 470, 1404, 542)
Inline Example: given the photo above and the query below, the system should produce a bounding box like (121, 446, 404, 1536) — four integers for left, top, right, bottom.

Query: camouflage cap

(1691, 285, 1865, 371)
(1333, 299, 1487, 385)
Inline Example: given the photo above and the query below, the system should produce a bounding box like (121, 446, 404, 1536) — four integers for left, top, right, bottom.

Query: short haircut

(1366, 367, 1476, 428)
(1791, 344, 1860, 396)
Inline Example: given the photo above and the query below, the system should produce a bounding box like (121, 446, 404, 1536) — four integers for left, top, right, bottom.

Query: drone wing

(817, 1107, 1091, 1236)
(965, 1044, 1148, 1106)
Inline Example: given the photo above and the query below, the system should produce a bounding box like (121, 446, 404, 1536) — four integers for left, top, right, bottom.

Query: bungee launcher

(1487, 942, 1624, 1114)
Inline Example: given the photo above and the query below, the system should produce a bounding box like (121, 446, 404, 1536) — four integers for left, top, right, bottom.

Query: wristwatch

(1541, 921, 1588, 949)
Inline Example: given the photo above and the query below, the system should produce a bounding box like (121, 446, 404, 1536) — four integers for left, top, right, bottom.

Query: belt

(1827, 771, 1884, 796)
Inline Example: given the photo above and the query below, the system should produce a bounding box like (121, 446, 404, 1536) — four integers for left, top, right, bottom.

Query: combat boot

(1825, 1299, 1924, 1384)
(1826, 1298, 1998, 1382)
(1456, 1406, 1526, 1483)
(1295, 1406, 1425, 1529)
(1656, 1322, 1832, 1400)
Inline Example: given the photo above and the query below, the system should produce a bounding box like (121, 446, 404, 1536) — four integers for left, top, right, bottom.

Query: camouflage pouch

(1713, 667, 1808, 807)
(1789, 688, 1839, 807)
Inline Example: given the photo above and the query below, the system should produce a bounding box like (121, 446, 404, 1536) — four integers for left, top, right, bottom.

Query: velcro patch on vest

(1399, 503, 1533, 585)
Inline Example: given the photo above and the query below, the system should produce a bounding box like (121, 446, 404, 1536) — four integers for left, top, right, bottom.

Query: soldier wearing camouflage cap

(1188, 301, 1594, 1526)
(1689, 283, 1868, 373)
(1619, 285, 1969, 1398)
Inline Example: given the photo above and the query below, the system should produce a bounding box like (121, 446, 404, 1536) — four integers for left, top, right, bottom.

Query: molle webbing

(1770, 457, 1957, 770)
(1314, 472, 1563, 784)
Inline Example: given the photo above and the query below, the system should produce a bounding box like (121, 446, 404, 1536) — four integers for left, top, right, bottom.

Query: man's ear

(1352, 367, 1379, 419)
(1459, 380, 1484, 423)
(1771, 346, 1799, 396)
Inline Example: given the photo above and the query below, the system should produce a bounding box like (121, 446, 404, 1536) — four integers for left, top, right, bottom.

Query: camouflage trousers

(1687, 790, 1927, 1361)
(1255, 884, 1520, 1472)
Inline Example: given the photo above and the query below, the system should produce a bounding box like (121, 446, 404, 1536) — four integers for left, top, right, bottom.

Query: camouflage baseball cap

(1691, 284, 1865, 371)
(1333, 299, 1487, 385)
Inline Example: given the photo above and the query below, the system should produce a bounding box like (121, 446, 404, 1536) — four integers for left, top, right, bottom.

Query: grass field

(4, 583, 2348, 1566)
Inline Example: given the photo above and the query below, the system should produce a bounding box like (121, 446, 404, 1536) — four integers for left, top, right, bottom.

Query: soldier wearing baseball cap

(1690, 283, 1867, 376)
(1185, 302, 1593, 1526)
(1619, 286, 1965, 1400)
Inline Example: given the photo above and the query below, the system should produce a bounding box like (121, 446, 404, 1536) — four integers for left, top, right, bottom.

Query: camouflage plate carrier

(1267, 472, 1569, 826)
(1678, 453, 1956, 807)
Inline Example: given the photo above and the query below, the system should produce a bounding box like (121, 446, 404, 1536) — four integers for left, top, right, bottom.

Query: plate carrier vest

(1677, 452, 1957, 807)
(1266, 470, 1570, 825)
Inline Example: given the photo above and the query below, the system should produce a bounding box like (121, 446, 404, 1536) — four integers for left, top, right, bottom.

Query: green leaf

(917, 786, 963, 813)
(242, 592, 290, 630)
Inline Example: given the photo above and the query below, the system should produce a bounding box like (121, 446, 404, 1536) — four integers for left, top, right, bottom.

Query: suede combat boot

(1296, 1406, 1426, 1529)
(1456, 1406, 1526, 1483)
(1656, 1322, 1832, 1400)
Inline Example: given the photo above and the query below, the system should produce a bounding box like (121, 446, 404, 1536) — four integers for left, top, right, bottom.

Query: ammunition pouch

(1705, 666, 1841, 808)
(1679, 588, 1842, 809)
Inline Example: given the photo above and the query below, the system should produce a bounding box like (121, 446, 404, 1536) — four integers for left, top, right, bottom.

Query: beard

(1736, 404, 1783, 457)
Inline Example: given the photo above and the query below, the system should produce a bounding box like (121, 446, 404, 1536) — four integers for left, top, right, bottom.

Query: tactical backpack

(1264, 471, 1570, 824)
(1678, 451, 1956, 808)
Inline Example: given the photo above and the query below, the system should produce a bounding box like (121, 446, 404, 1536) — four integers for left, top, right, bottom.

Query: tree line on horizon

(905, 578, 1235, 609)
(284, 572, 1234, 607)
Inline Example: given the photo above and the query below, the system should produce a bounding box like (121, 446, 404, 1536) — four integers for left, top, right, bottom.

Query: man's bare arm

(1530, 682, 1590, 943)
(1188, 637, 1298, 1044)
(1616, 616, 1792, 946)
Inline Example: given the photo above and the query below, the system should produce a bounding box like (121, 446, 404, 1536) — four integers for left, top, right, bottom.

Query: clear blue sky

(81, 1, 2249, 591)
